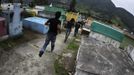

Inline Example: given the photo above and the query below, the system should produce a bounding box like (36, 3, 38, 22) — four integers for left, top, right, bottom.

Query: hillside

(1, 0, 134, 32)
(77, 0, 134, 32)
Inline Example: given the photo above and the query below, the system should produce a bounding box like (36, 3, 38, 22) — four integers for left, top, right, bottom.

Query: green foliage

(111, 16, 127, 28)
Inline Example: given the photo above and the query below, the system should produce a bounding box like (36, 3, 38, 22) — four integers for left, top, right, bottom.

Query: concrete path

(0, 33, 73, 75)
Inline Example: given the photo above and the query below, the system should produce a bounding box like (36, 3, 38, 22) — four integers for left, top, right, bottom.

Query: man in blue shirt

(64, 18, 75, 43)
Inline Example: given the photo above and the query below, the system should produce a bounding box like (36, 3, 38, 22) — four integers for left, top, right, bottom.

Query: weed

(54, 59, 69, 75)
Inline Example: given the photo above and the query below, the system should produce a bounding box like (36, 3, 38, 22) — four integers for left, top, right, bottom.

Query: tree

(8, 0, 13, 3)
(87, 10, 91, 17)
(28, 0, 36, 8)
(29, 2, 35, 8)
(69, 0, 76, 12)
(32, 0, 48, 5)
(20, 0, 23, 4)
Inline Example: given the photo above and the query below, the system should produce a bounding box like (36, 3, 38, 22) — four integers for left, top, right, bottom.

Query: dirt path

(0, 33, 74, 75)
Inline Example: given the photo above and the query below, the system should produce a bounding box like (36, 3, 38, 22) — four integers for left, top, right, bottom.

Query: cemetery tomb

(23, 17, 49, 34)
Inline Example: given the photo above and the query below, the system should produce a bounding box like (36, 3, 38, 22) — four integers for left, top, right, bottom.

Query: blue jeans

(41, 33, 56, 52)
(64, 28, 71, 42)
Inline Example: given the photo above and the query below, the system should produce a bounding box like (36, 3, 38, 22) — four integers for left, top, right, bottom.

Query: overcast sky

(111, 0, 134, 16)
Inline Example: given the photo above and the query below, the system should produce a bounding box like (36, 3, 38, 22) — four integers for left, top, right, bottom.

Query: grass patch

(54, 35, 81, 75)
(54, 37, 81, 75)
(54, 59, 69, 75)
(66, 38, 80, 58)
(0, 29, 39, 50)
(120, 36, 134, 48)
(67, 39, 79, 50)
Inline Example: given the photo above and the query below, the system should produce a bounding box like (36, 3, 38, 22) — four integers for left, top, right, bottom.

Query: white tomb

(9, 3, 22, 37)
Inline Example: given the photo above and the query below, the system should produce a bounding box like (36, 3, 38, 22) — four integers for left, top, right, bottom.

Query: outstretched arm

(45, 19, 50, 26)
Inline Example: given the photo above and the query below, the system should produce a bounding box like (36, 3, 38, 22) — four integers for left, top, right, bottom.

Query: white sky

(111, 0, 134, 16)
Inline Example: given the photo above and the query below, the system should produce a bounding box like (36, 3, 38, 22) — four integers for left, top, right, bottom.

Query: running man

(74, 21, 81, 37)
(64, 18, 75, 43)
(39, 11, 61, 57)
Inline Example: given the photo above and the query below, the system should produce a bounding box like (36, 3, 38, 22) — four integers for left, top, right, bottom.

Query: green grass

(0, 29, 39, 50)
(54, 59, 69, 75)
(54, 37, 80, 75)
(67, 39, 79, 50)
(120, 36, 134, 49)
(0, 38, 18, 50)
(66, 38, 80, 63)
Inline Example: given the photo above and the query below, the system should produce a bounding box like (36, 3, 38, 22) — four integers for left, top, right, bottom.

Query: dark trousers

(64, 28, 71, 42)
(74, 28, 79, 37)
(41, 33, 56, 52)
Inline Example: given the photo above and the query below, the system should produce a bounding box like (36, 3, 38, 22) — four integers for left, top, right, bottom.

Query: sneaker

(39, 51, 44, 57)
(51, 49, 54, 52)
(51, 46, 54, 52)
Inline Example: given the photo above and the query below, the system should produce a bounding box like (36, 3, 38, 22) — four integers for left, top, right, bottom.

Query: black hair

(55, 11, 61, 19)
(70, 18, 75, 22)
